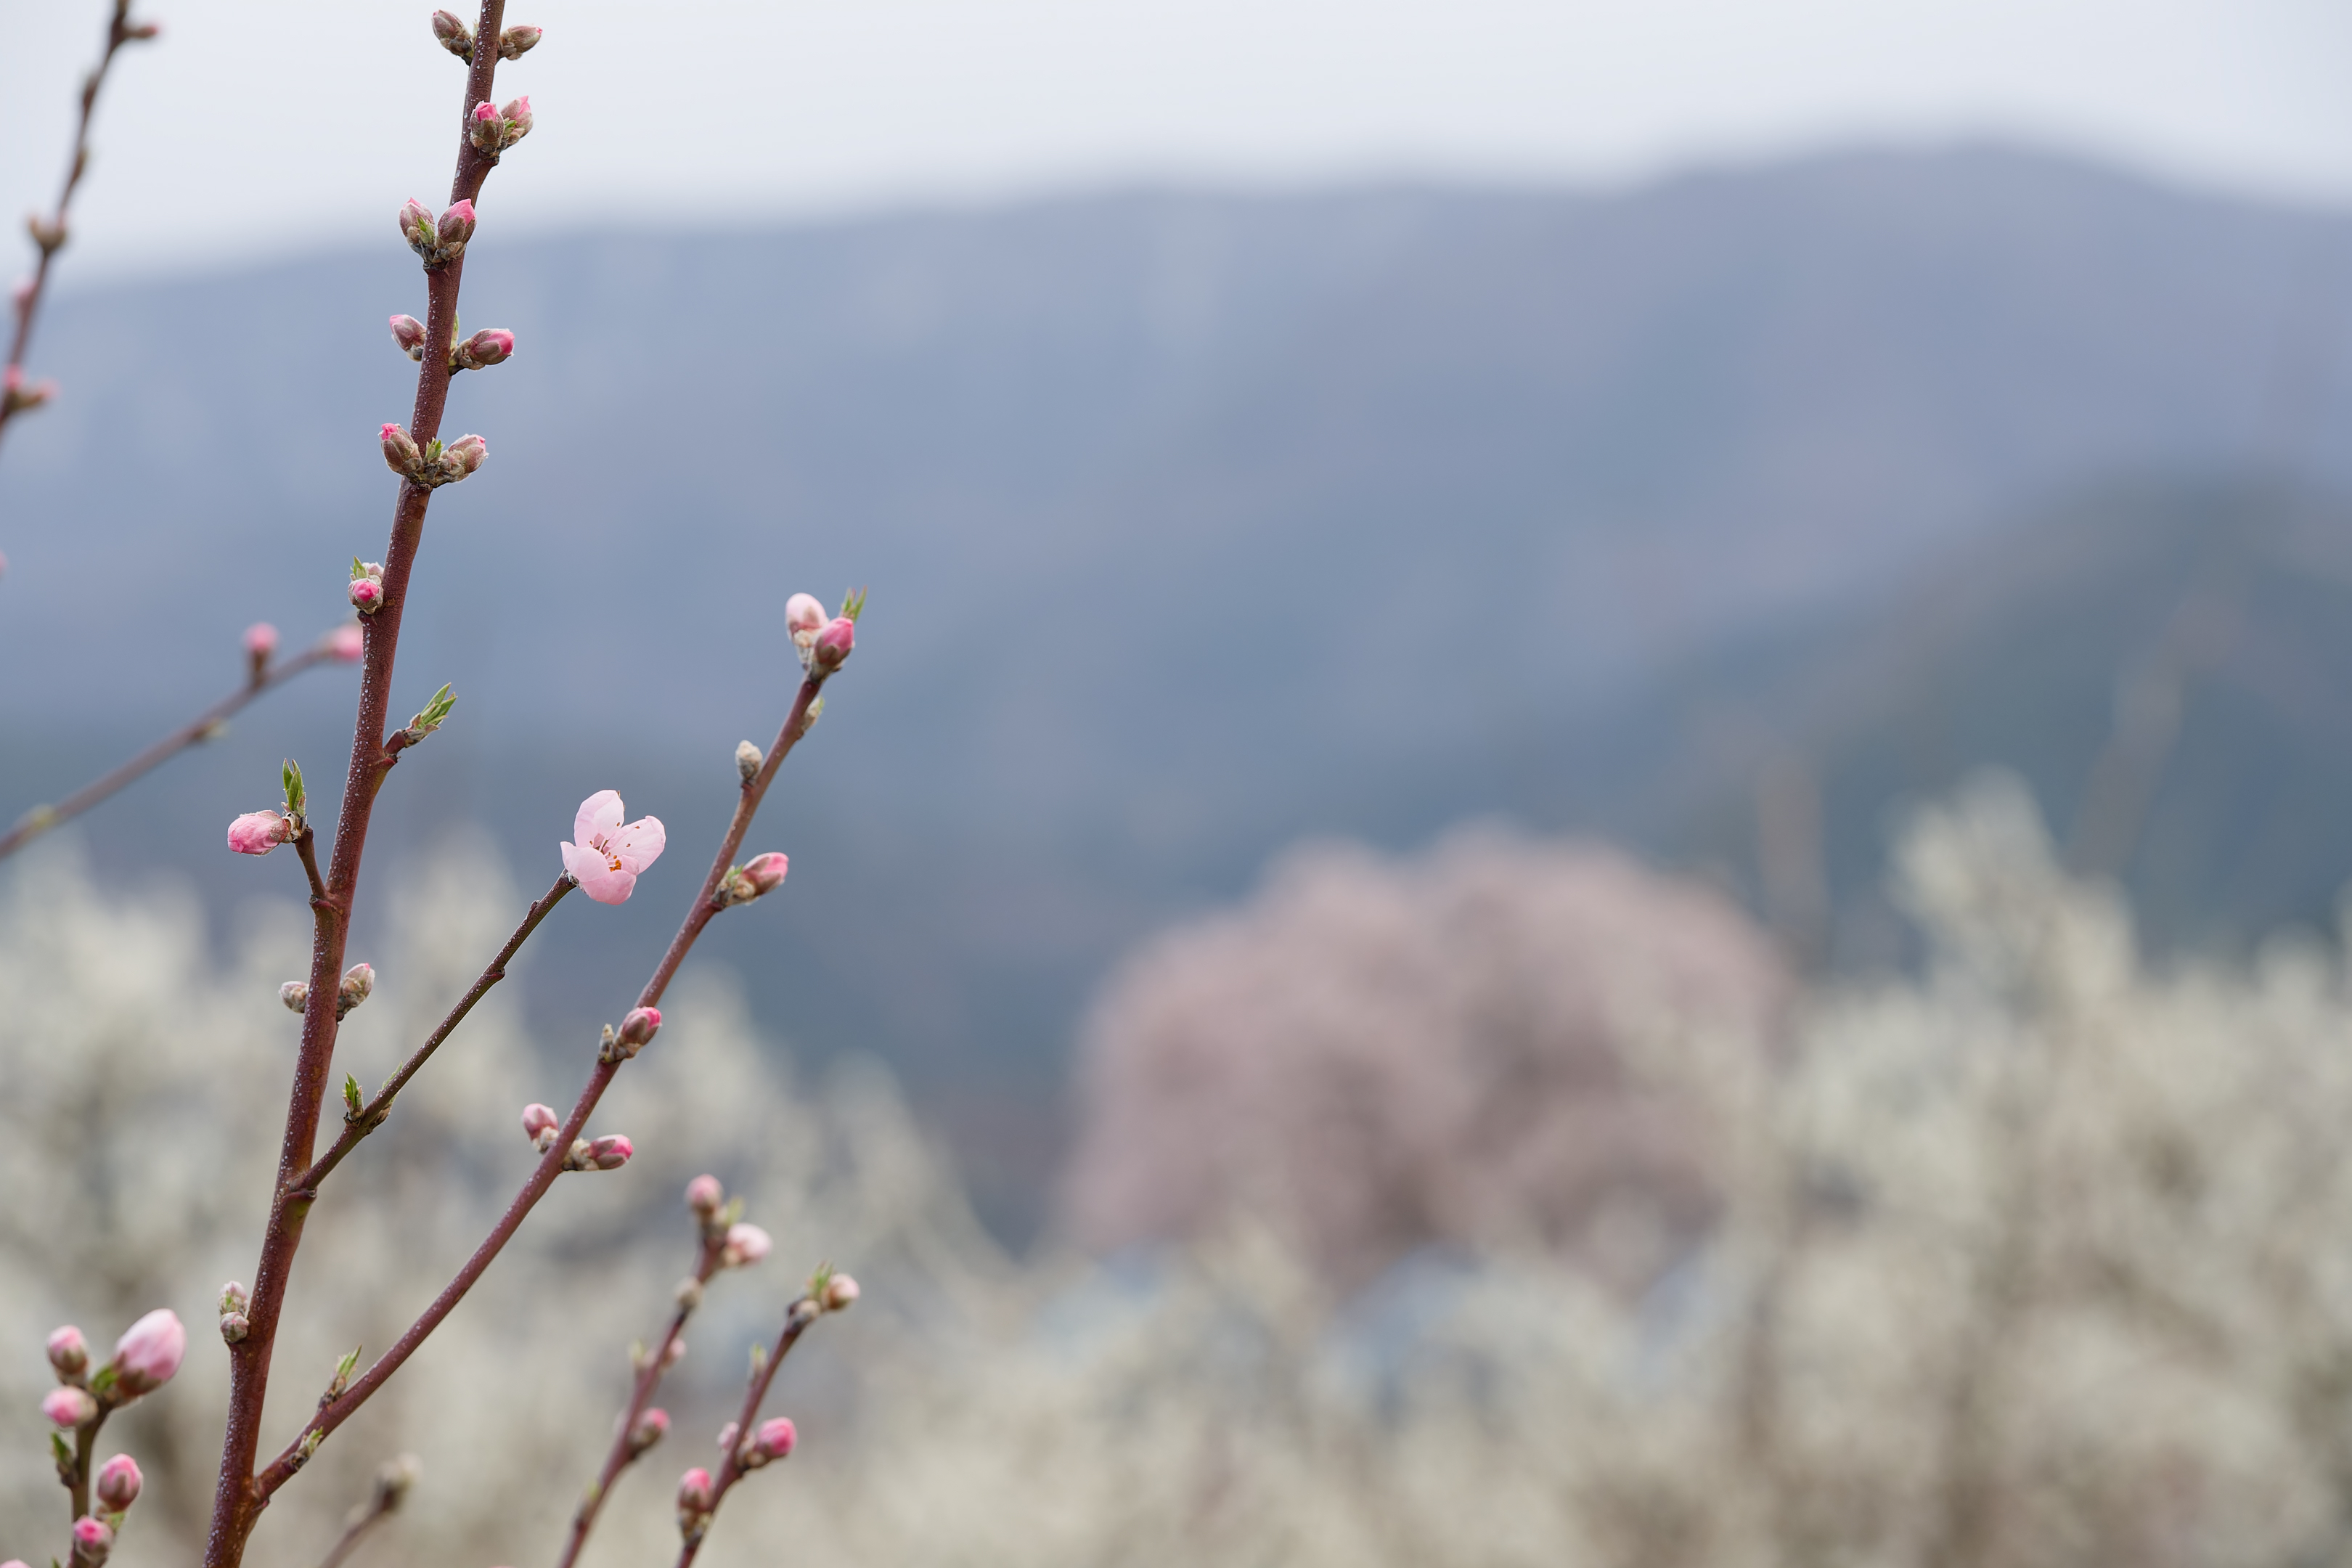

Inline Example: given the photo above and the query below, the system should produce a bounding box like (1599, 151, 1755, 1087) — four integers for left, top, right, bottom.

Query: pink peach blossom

(227, 811, 292, 856)
(42, 1386, 96, 1427)
(686, 1174, 723, 1216)
(584, 1134, 633, 1170)
(560, 791, 665, 905)
(748, 1416, 796, 1464)
(47, 1324, 89, 1376)
(70, 1516, 111, 1558)
(821, 1273, 860, 1312)
(521, 1103, 560, 1146)
(94, 1453, 140, 1511)
(326, 624, 364, 661)
(719, 1222, 771, 1269)
(812, 616, 854, 674)
(741, 852, 788, 896)
(677, 1466, 715, 1515)
(785, 594, 825, 643)
(242, 622, 278, 658)
(110, 1307, 185, 1396)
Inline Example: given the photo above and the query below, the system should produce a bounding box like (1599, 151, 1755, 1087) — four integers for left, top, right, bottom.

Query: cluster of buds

(598, 1005, 663, 1064)
(432, 10, 542, 60)
(786, 591, 862, 677)
(812, 1262, 860, 1314)
(350, 558, 386, 613)
(676, 1466, 715, 1531)
(563, 1132, 634, 1172)
(41, 1311, 187, 1429)
(397, 197, 474, 268)
(715, 1416, 797, 1473)
(380, 423, 486, 488)
(626, 1406, 671, 1458)
(712, 852, 788, 910)
(227, 759, 308, 857)
(2, 364, 57, 415)
(336, 962, 375, 1020)
(452, 326, 514, 370)
(219, 1282, 251, 1344)
(327, 623, 366, 662)
(468, 96, 534, 156)
(685, 1175, 772, 1272)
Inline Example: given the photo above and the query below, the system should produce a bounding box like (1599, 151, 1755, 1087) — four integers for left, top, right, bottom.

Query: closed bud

(279, 981, 308, 1012)
(741, 852, 788, 897)
(381, 422, 421, 477)
(396, 198, 433, 248)
(1, 364, 57, 415)
(522, 1103, 561, 1151)
(110, 1308, 187, 1398)
(716, 1421, 738, 1454)
(719, 1222, 771, 1269)
(437, 199, 475, 248)
(497, 23, 543, 57)
(812, 616, 854, 674)
(443, 432, 486, 478)
(337, 962, 375, 1017)
(43, 1387, 97, 1428)
(685, 1173, 723, 1217)
(628, 1406, 670, 1457)
(502, 96, 534, 142)
(26, 214, 68, 252)
(124, 20, 161, 39)
(227, 811, 293, 857)
(735, 739, 764, 781)
(69, 1515, 112, 1567)
(454, 327, 514, 370)
(388, 314, 427, 359)
(469, 100, 502, 153)
(821, 1273, 860, 1312)
(47, 1325, 89, 1379)
(785, 593, 826, 649)
(351, 579, 383, 613)
(618, 1006, 661, 1050)
(661, 1336, 685, 1369)
(677, 1466, 715, 1519)
(94, 1453, 141, 1511)
(326, 624, 366, 662)
(430, 9, 473, 57)
(587, 1133, 634, 1170)
(741, 1416, 796, 1469)
(674, 1276, 704, 1310)
(219, 1312, 249, 1343)
(242, 621, 279, 661)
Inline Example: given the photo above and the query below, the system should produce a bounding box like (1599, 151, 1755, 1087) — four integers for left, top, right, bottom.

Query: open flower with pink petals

(560, 791, 665, 905)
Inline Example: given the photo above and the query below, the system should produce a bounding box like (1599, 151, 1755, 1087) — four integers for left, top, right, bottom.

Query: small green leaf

(841, 586, 869, 621)
(281, 759, 306, 817)
(350, 557, 366, 581)
(343, 1074, 362, 1119)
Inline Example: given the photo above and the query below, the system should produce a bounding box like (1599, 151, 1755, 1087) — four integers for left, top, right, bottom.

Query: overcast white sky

(5, 0, 2352, 285)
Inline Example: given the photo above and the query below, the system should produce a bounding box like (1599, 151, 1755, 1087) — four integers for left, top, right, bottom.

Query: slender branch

(250, 675, 828, 1503)
(0, 640, 346, 862)
(678, 1297, 820, 1567)
(0, 0, 152, 460)
(293, 825, 330, 910)
(292, 874, 574, 1195)
(313, 1454, 418, 1568)
(558, 1233, 726, 1568)
(313, 1510, 387, 1568)
(206, 7, 513, 1561)
(66, 1408, 110, 1524)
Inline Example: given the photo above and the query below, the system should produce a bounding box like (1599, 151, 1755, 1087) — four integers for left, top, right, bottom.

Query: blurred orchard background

(11, 1, 2352, 1563)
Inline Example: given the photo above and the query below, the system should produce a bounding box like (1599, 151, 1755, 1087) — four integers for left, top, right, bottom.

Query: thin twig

(250, 676, 828, 1503)
(206, 4, 515, 1559)
(292, 873, 573, 1195)
(0, 0, 152, 460)
(558, 1231, 727, 1568)
(678, 1297, 820, 1567)
(313, 1454, 418, 1568)
(65, 1408, 110, 1524)
(0, 640, 346, 862)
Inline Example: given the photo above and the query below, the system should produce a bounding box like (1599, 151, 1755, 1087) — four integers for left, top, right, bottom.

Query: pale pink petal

(574, 854, 637, 905)
(574, 789, 624, 848)
(560, 838, 602, 887)
(608, 814, 665, 875)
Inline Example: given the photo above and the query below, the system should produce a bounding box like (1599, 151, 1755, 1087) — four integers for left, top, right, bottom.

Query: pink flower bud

(785, 593, 826, 646)
(677, 1467, 715, 1516)
(821, 1273, 860, 1312)
(242, 622, 279, 658)
(227, 811, 292, 856)
(502, 96, 534, 139)
(338, 962, 375, 1016)
(47, 1325, 89, 1377)
(443, 432, 486, 478)
(812, 616, 855, 674)
(716, 1420, 738, 1453)
(430, 9, 473, 57)
(397, 198, 433, 245)
(351, 578, 383, 612)
(617, 1006, 661, 1050)
(43, 1387, 97, 1428)
(720, 1222, 771, 1269)
(437, 200, 475, 248)
(498, 24, 543, 58)
(685, 1174, 723, 1216)
(110, 1309, 185, 1397)
(522, 1103, 560, 1151)
(1, 364, 57, 414)
(586, 1134, 633, 1170)
(628, 1406, 669, 1455)
(94, 1453, 141, 1511)
(661, 1336, 686, 1368)
(741, 852, 788, 897)
(389, 314, 427, 360)
(279, 981, 307, 1012)
(455, 327, 513, 369)
(746, 1416, 796, 1466)
(326, 624, 364, 662)
(70, 1515, 112, 1566)
(381, 421, 421, 476)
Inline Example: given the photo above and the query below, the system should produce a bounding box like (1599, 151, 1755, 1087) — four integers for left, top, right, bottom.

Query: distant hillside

(5, 146, 2349, 1236)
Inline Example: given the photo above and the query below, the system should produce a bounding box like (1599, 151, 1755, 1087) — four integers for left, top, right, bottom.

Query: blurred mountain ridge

(6, 142, 2351, 1236)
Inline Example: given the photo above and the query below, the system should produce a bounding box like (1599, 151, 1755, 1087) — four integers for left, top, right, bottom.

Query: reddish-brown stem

(292, 873, 573, 1195)
(65, 1408, 109, 1524)
(678, 1298, 820, 1567)
(0, 0, 144, 459)
(293, 826, 330, 910)
(0, 640, 345, 862)
(557, 1234, 726, 1568)
(205, 7, 510, 1562)
(250, 675, 827, 1503)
